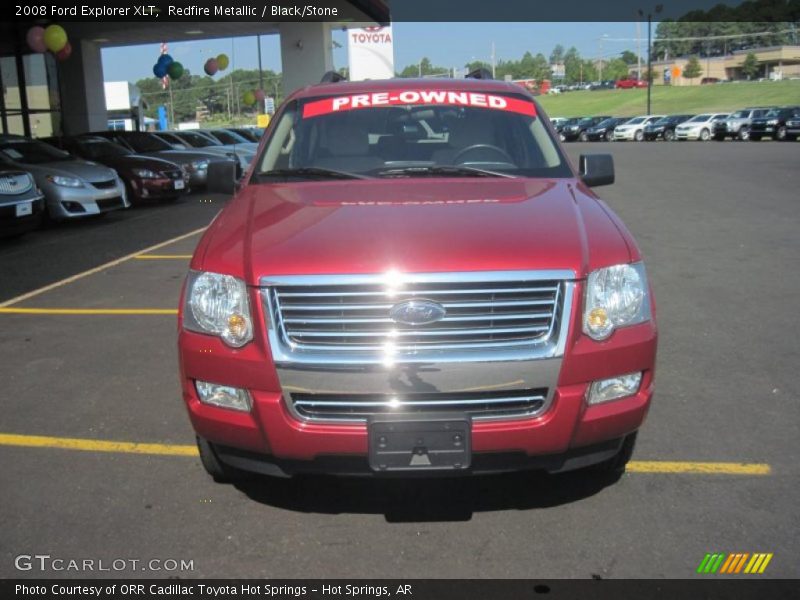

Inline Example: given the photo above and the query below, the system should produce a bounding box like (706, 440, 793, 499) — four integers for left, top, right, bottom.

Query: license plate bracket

(15, 202, 32, 217)
(368, 413, 471, 472)
(174, 180, 185, 190)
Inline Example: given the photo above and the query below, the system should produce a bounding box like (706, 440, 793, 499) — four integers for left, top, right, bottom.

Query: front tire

(593, 432, 638, 478)
(775, 126, 787, 141)
(663, 129, 674, 141)
(738, 127, 750, 141)
(634, 130, 644, 142)
(579, 131, 589, 142)
(605, 131, 613, 142)
(700, 128, 710, 141)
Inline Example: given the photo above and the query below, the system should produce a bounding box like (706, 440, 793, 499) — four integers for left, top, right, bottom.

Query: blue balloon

(157, 54, 174, 66)
(153, 62, 168, 78)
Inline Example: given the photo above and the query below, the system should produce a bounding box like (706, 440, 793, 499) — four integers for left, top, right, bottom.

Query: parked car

(0, 169, 45, 237)
(713, 108, 773, 141)
(179, 78, 657, 483)
(785, 110, 800, 140)
(229, 128, 264, 143)
(613, 115, 665, 141)
(700, 77, 721, 85)
(550, 117, 569, 129)
(615, 78, 648, 89)
(90, 130, 224, 189)
(154, 131, 254, 177)
(749, 107, 800, 141)
(44, 136, 189, 203)
(675, 114, 730, 141)
(553, 117, 582, 141)
(0, 135, 128, 220)
(561, 116, 612, 142)
(200, 129, 259, 152)
(585, 117, 628, 141)
(643, 115, 694, 141)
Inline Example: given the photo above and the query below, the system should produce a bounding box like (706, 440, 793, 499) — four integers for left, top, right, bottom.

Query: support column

(57, 39, 107, 134)
(279, 22, 333, 95)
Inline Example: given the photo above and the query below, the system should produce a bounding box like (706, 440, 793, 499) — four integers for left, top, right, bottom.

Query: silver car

(0, 169, 46, 237)
(155, 131, 255, 178)
(713, 108, 772, 141)
(0, 135, 129, 220)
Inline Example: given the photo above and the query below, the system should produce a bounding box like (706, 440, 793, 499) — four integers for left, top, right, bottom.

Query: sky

(101, 22, 644, 84)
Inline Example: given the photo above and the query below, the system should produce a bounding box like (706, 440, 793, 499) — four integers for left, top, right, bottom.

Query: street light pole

(640, 4, 663, 115)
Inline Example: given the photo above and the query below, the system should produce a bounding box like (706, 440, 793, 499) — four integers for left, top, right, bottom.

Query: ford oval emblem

(389, 300, 446, 326)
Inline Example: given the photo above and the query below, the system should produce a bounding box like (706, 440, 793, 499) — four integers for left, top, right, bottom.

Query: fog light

(195, 380, 251, 412)
(587, 372, 642, 405)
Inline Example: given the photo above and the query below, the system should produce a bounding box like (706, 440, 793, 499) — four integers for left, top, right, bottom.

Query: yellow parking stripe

(0, 226, 207, 308)
(758, 554, 773, 574)
(134, 254, 193, 259)
(627, 461, 771, 475)
(0, 308, 177, 315)
(0, 434, 775, 474)
(0, 433, 198, 456)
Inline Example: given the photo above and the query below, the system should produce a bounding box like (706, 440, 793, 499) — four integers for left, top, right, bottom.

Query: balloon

(26, 26, 47, 53)
(242, 90, 256, 106)
(254, 89, 266, 102)
(43, 24, 68, 53)
(167, 61, 184, 80)
(216, 54, 229, 70)
(203, 58, 218, 76)
(55, 42, 72, 62)
(153, 62, 168, 78)
(157, 54, 173, 66)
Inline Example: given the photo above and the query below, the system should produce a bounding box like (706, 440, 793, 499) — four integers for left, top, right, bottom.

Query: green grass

(537, 80, 800, 118)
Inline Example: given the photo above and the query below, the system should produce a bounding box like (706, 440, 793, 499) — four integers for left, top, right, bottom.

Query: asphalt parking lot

(0, 141, 798, 579)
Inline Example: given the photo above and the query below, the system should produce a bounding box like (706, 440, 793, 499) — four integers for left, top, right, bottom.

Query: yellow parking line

(0, 433, 198, 457)
(627, 461, 771, 475)
(0, 433, 775, 474)
(0, 226, 207, 308)
(0, 308, 177, 315)
(134, 254, 193, 260)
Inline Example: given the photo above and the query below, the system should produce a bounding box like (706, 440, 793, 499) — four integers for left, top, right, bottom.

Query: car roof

(289, 77, 534, 101)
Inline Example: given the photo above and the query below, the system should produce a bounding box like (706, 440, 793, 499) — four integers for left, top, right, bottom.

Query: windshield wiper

(255, 167, 371, 181)
(376, 166, 517, 179)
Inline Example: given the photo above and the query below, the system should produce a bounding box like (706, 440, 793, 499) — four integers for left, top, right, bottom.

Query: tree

(682, 56, 703, 83)
(549, 44, 565, 66)
(741, 52, 759, 80)
(620, 50, 639, 65)
(603, 58, 631, 81)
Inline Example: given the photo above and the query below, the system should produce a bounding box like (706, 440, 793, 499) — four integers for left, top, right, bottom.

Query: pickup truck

(178, 77, 658, 482)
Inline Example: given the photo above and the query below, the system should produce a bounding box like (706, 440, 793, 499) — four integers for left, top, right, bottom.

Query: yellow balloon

(44, 24, 68, 53)
(242, 90, 256, 106)
(216, 54, 229, 70)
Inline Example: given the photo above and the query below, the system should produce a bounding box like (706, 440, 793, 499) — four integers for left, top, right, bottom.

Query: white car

(675, 113, 729, 141)
(613, 115, 665, 141)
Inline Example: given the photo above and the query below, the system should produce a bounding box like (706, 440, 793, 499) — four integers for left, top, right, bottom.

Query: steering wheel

(452, 144, 514, 165)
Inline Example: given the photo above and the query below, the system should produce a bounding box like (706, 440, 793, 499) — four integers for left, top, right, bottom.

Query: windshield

(76, 139, 131, 159)
(688, 114, 712, 122)
(625, 118, 646, 125)
(125, 133, 172, 153)
(176, 132, 220, 148)
(595, 118, 616, 128)
(0, 139, 72, 164)
(731, 111, 748, 119)
(256, 91, 569, 179)
(210, 130, 247, 145)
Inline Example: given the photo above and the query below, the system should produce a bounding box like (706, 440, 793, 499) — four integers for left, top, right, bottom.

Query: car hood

(194, 178, 635, 285)
(142, 150, 229, 164)
(94, 154, 182, 173)
(20, 159, 117, 182)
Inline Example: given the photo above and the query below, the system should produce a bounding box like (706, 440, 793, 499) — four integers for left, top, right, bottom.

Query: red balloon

(26, 26, 47, 53)
(56, 42, 72, 62)
(204, 58, 218, 76)
(254, 89, 266, 102)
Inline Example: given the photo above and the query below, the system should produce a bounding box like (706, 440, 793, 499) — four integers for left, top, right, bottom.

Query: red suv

(178, 77, 657, 482)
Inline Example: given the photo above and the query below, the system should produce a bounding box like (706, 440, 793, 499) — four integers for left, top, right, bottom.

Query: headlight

(583, 263, 651, 340)
(183, 271, 253, 347)
(132, 168, 160, 179)
(189, 159, 210, 172)
(767, 119, 778, 125)
(47, 175, 83, 188)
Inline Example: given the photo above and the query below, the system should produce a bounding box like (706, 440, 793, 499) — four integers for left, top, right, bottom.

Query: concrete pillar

(58, 39, 107, 134)
(279, 22, 333, 95)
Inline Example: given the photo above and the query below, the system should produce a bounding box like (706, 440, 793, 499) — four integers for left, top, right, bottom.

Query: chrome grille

(0, 173, 33, 195)
(263, 272, 566, 353)
(291, 389, 548, 422)
(91, 179, 117, 189)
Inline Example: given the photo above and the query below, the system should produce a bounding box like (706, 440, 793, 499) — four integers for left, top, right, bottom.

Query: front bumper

(179, 281, 657, 475)
(675, 129, 702, 140)
(613, 130, 637, 141)
(43, 180, 129, 219)
(0, 194, 45, 236)
(129, 176, 188, 200)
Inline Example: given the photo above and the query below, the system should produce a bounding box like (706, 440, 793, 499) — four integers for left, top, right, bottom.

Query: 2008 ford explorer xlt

(178, 77, 657, 482)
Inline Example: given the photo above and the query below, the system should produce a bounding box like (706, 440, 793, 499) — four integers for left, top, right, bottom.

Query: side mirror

(579, 153, 615, 187)
(207, 160, 238, 195)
